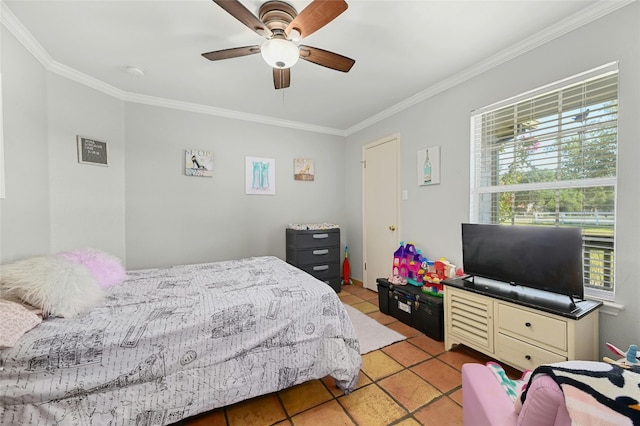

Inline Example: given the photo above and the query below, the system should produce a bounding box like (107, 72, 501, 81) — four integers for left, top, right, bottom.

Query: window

(470, 63, 618, 300)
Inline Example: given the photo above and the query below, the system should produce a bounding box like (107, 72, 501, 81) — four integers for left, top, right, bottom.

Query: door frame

(362, 133, 402, 290)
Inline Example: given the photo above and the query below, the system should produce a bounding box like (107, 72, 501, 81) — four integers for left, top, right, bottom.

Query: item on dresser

(286, 226, 341, 292)
(287, 223, 339, 231)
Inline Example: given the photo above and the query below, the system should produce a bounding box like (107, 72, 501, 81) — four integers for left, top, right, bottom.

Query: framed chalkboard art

(77, 136, 108, 166)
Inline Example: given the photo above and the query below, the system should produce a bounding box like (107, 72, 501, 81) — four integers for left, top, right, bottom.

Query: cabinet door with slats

(445, 288, 494, 354)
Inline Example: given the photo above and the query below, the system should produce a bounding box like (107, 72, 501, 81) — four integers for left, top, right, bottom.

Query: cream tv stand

(443, 278, 601, 372)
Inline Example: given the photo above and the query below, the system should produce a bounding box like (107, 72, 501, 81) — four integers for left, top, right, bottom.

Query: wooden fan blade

(213, 0, 272, 38)
(285, 0, 348, 39)
(273, 68, 291, 89)
(202, 46, 261, 61)
(299, 45, 355, 72)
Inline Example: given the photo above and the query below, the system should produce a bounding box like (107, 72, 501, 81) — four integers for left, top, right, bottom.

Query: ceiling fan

(202, 0, 355, 89)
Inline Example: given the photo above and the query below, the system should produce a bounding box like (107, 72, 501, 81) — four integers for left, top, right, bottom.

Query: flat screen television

(461, 223, 584, 302)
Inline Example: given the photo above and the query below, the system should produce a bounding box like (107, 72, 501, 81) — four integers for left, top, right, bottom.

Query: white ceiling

(2, 0, 629, 134)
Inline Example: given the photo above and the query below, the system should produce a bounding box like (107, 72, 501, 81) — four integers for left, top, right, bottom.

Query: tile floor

(180, 283, 511, 426)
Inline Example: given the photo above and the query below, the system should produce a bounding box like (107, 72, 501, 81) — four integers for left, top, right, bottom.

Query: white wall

(0, 25, 345, 270)
(0, 27, 49, 262)
(0, 27, 127, 264)
(46, 73, 126, 260)
(124, 103, 346, 269)
(345, 2, 640, 352)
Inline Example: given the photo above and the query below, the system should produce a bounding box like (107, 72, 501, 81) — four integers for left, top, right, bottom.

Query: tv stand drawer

(496, 333, 566, 371)
(497, 304, 567, 352)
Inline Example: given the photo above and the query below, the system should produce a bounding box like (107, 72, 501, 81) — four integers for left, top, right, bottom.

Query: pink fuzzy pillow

(60, 249, 127, 289)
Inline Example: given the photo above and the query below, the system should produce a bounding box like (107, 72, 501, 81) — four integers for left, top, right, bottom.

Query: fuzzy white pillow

(0, 256, 104, 318)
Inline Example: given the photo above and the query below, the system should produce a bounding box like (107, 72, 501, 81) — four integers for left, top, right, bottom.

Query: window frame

(469, 63, 618, 302)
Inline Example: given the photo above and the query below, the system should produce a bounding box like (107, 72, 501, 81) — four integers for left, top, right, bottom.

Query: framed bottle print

(417, 146, 440, 186)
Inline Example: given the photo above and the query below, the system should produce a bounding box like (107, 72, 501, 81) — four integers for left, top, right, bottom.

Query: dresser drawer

(299, 262, 340, 281)
(497, 303, 567, 352)
(286, 246, 340, 265)
(497, 333, 566, 371)
(286, 229, 340, 249)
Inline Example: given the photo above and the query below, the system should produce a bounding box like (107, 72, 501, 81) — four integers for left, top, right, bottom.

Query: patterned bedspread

(521, 360, 640, 425)
(0, 256, 362, 425)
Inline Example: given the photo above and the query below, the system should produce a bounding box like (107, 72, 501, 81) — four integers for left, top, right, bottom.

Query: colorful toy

(391, 243, 458, 295)
(605, 342, 639, 366)
(406, 250, 427, 286)
(387, 274, 407, 285)
(392, 242, 408, 277)
(421, 274, 444, 297)
(341, 245, 352, 286)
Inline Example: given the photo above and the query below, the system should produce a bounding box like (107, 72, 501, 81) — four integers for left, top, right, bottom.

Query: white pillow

(0, 256, 104, 318)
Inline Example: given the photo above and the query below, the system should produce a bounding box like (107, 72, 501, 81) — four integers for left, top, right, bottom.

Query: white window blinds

(470, 64, 618, 298)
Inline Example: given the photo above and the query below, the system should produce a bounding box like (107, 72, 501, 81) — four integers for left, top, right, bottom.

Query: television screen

(461, 223, 584, 300)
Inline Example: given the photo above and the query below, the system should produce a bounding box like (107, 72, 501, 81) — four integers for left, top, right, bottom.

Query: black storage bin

(376, 278, 392, 315)
(376, 278, 444, 341)
(414, 295, 444, 341)
(389, 288, 414, 327)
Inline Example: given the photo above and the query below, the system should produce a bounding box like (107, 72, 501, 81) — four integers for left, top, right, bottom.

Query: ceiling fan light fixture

(261, 38, 299, 69)
(288, 28, 302, 42)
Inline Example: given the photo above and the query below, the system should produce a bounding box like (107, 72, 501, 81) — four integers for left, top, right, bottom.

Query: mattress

(0, 256, 361, 425)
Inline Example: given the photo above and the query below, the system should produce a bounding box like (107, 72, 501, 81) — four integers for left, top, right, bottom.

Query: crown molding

(1, 1, 53, 67)
(344, 0, 635, 136)
(2, 0, 633, 137)
(0, 1, 345, 136)
(123, 92, 345, 136)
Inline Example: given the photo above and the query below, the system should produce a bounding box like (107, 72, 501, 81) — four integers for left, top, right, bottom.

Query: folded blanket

(520, 360, 640, 425)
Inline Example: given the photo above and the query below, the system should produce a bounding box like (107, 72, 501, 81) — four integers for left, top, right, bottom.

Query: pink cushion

(462, 363, 571, 426)
(0, 300, 42, 348)
(517, 374, 571, 426)
(60, 249, 127, 289)
(462, 363, 519, 426)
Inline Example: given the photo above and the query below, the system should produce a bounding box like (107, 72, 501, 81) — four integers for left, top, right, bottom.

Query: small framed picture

(245, 156, 276, 195)
(417, 146, 441, 186)
(294, 158, 314, 181)
(185, 149, 213, 177)
(77, 136, 108, 166)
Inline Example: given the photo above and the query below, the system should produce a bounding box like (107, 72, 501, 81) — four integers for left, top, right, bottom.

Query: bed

(0, 256, 362, 425)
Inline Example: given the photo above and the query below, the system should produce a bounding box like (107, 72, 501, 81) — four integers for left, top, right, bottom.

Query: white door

(363, 135, 401, 291)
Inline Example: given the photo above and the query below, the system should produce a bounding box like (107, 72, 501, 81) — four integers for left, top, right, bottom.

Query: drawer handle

(312, 233, 329, 239)
(525, 355, 531, 361)
(313, 265, 329, 271)
(525, 322, 531, 327)
(313, 249, 329, 255)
